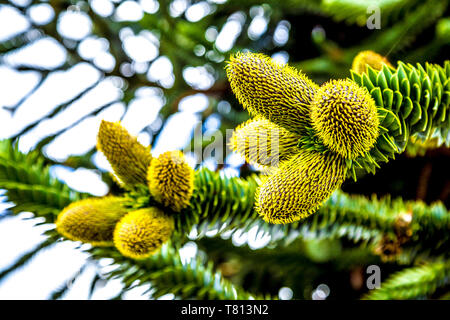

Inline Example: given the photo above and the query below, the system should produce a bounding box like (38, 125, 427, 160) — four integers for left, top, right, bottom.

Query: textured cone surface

(226, 52, 318, 133)
(352, 50, 393, 74)
(97, 120, 152, 187)
(311, 79, 379, 159)
(114, 207, 174, 259)
(256, 150, 347, 224)
(229, 117, 300, 167)
(56, 197, 129, 246)
(148, 150, 194, 212)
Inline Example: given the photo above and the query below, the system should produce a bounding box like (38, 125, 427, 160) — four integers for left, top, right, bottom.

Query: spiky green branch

(89, 244, 267, 300)
(0, 141, 86, 221)
(0, 139, 449, 299)
(344, 61, 450, 178)
(1, 139, 448, 255)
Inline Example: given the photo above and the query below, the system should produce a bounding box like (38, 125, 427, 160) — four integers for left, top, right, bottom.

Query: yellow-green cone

(97, 120, 152, 188)
(56, 197, 129, 246)
(256, 150, 347, 224)
(229, 117, 300, 167)
(311, 79, 379, 159)
(148, 150, 194, 212)
(226, 52, 318, 133)
(352, 50, 393, 74)
(113, 207, 174, 259)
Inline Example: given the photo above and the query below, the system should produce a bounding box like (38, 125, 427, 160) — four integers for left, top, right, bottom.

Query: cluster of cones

(56, 121, 194, 259)
(227, 51, 383, 224)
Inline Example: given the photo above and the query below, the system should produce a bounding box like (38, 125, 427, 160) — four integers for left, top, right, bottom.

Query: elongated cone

(311, 79, 379, 159)
(229, 117, 300, 167)
(113, 207, 174, 259)
(56, 197, 129, 246)
(352, 50, 393, 74)
(148, 151, 194, 212)
(256, 150, 347, 224)
(226, 52, 318, 133)
(97, 120, 152, 187)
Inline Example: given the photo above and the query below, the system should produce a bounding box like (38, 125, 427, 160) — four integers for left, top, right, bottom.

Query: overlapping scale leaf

(349, 61, 449, 177)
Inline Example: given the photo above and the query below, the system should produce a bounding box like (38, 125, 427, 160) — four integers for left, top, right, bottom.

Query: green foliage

(347, 61, 450, 179)
(436, 18, 450, 42)
(0, 0, 449, 301)
(322, 0, 420, 26)
(0, 138, 449, 299)
(364, 261, 450, 299)
(178, 169, 449, 255)
(0, 141, 262, 299)
(196, 236, 380, 298)
(176, 168, 260, 236)
(90, 244, 267, 300)
(295, 60, 450, 180)
(0, 140, 86, 221)
(298, 0, 449, 78)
